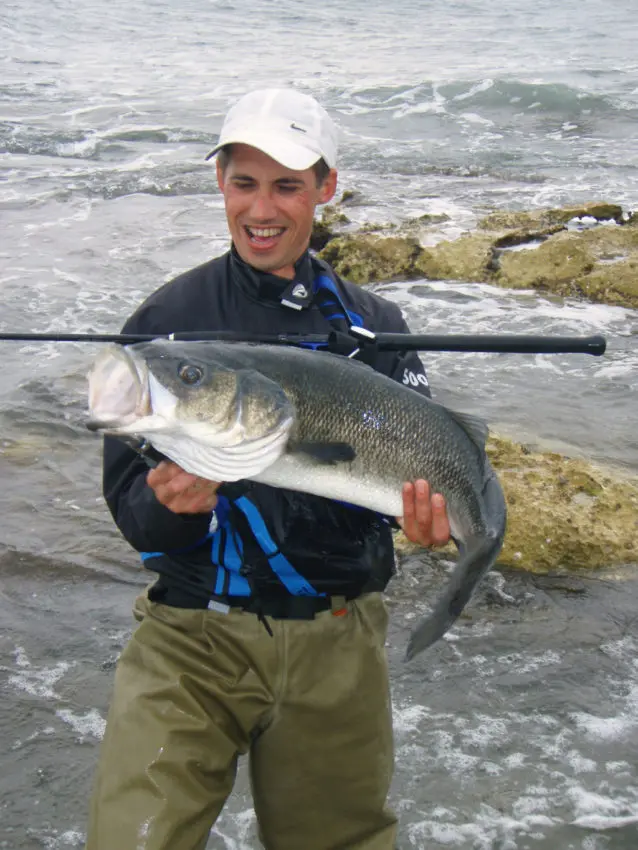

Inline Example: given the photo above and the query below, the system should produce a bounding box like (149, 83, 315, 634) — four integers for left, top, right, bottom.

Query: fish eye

(178, 362, 204, 386)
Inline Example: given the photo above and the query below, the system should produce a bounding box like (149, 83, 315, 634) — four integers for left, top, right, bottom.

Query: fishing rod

(0, 330, 607, 355)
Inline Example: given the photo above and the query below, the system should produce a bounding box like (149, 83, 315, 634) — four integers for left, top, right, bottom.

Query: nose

(249, 188, 277, 221)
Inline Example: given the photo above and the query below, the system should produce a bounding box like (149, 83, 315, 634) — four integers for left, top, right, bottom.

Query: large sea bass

(87, 340, 507, 659)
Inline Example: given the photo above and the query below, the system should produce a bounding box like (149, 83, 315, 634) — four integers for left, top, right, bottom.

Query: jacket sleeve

(101, 307, 213, 555)
(103, 437, 213, 554)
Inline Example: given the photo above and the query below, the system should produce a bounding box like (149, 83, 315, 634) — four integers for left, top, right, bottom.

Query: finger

(413, 479, 432, 530)
(146, 460, 179, 488)
(169, 490, 219, 515)
(400, 481, 415, 523)
(168, 477, 220, 511)
(184, 478, 222, 498)
(396, 483, 412, 534)
(152, 470, 200, 504)
(429, 493, 451, 546)
(398, 481, 421, 542)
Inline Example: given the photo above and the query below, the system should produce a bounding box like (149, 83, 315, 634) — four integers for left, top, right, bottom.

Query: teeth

(247, 226, 284, 238)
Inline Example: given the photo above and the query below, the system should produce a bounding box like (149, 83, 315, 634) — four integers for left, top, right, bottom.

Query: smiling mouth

(244, 225, 286, 244)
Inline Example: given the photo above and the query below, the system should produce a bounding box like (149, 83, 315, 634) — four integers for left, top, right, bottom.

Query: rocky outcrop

(319, 235, 423, 284)
(415, 233, 499, 282)
(495, 218, 638, 306)
(314, 200, 638, 309)
(495, 231, 596, 291)
(486, 436, 638, 572)
(477, 203, 624, 231)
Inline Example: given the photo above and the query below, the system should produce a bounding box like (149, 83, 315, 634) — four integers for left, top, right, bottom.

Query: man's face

(216, 144, 337, 279)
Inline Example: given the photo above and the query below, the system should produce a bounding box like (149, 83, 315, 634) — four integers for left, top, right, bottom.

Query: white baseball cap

(205, 88, 338, 171)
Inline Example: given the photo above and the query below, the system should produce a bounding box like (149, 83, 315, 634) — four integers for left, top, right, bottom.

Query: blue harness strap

(233, 496, 321, 596)
(313, 272, 364, 328)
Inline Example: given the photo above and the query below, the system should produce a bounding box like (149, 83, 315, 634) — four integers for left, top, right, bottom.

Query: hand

(147, 461, 221, 515)
(397, 479, 451, 548)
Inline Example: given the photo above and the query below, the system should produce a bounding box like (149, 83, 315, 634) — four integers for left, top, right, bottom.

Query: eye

(178, 362, 204, 386)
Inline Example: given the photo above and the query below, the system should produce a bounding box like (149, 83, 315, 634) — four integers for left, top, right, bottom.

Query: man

(87, 88, 450, 850)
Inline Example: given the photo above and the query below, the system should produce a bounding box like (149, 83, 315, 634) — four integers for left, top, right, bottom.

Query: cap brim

(205, 127, 322, 171)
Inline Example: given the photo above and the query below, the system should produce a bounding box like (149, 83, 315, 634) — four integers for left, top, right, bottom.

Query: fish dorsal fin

(446, 408, 489, 452)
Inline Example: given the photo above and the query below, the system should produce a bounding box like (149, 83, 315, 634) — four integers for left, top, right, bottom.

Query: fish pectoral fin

(291, 441, 356, 465)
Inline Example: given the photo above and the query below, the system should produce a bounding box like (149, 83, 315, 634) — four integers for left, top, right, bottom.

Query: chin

(247, 254, 282, 272)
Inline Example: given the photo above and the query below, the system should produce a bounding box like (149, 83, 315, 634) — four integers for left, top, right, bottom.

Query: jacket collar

(229, 246, 315, 304)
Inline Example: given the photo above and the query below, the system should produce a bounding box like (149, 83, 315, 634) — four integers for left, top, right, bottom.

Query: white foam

(6, 646, 73, 700)
(210, 807, 257, 849)
(502, 752, 527, 769)
(511, 794, 552, 818)
(605, 760, 632, 775)
(56, 708, 106, 741)
(392, 703, 431, 735)
(407, 806, 558, 849)
(453, 714, 510, 752)
(375, 278, 636, 335)
(570, 677, 638, 741)
(566, 749, 597, 774)
(570, 710, 635, 741)
(500, 238, 544, 252)
(573, 813, 638, 829)
(460, 112, 495, 126)
(390, 638, 638, 845)
(593, 360, 637, 380)
(569, 786, 638, 830)
(56, 134, 99, 158)
(452, 79, 495, 101)
(35, 829, 85, 849)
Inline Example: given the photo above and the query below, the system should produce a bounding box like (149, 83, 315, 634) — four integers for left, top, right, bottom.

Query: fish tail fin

(404, 534, 500, 661)
(404, 475, 507, 661)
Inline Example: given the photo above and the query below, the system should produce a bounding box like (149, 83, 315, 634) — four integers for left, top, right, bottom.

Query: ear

(318, 168, 338, 204)
(216, 159, 225, 193)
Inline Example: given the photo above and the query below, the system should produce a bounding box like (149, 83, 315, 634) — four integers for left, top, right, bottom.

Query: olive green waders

(86, 592, 397, 850)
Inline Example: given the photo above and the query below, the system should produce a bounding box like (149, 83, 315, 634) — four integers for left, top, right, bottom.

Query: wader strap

(222, 494, 327, 636)
(233, 497, 320, 597)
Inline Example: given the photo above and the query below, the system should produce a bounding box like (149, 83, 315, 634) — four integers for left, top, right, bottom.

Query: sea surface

(1, 1, 637, 848)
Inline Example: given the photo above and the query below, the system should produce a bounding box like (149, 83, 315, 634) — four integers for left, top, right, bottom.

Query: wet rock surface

(314, 200, 638, 309)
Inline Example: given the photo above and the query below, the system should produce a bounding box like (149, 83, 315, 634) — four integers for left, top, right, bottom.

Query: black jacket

(103, 248, 431, 601)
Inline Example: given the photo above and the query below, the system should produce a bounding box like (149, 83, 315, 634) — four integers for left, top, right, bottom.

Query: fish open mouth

(86, 345, 151, 432)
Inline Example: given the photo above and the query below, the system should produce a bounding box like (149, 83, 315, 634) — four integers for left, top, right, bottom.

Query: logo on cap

(290, 123, 307, 133)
